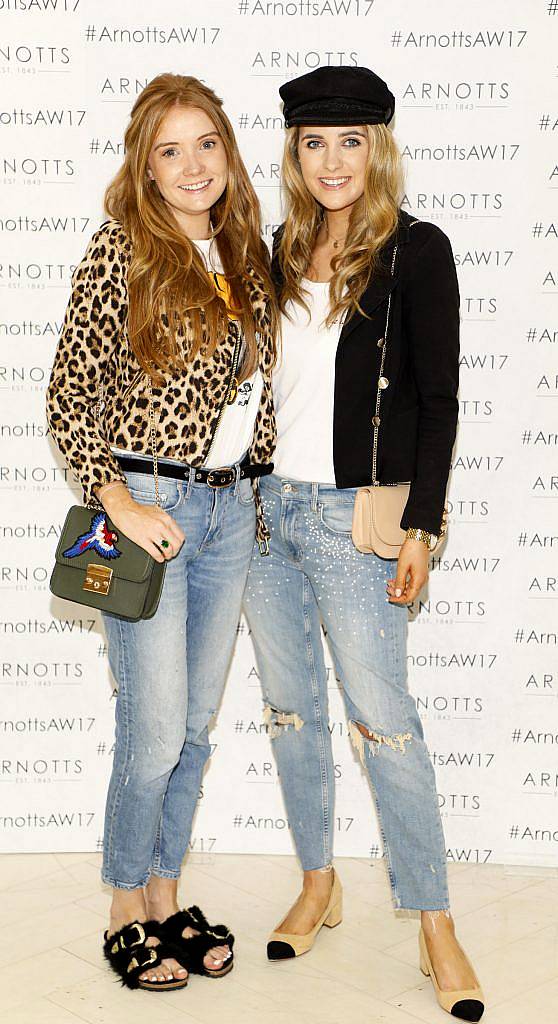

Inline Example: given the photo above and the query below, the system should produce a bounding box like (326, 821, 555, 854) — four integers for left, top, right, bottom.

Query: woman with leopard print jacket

(46, 74, 278, 991)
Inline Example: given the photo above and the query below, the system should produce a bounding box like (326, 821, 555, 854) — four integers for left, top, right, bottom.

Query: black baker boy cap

(279, 65, 395, 128)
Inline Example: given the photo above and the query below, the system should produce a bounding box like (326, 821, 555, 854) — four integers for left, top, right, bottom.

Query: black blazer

(271, 210, 460, 535)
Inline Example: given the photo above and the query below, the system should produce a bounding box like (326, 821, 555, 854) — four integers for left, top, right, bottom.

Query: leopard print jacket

(46, 220, 277, 550)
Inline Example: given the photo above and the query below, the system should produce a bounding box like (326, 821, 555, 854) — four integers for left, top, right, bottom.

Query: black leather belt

(116, 453, 273, 489)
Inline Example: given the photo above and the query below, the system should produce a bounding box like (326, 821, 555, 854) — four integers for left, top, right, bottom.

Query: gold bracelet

(406, 527, 436, 549)
(98, 480, 126, 499)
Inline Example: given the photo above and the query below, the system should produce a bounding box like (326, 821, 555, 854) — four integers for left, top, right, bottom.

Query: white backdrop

(1, 0, 557, 869)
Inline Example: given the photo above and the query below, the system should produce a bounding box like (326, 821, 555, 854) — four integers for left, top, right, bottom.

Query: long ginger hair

(105, 73, 277, 382)
(278, 123, 404, 326)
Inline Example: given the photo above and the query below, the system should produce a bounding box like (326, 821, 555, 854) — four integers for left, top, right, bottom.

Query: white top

(273, 279, 341, 485)
(195, 237, 263, 469)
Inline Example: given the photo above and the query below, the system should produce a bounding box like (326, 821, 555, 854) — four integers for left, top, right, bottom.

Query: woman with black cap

(243, 66, 484, 1021)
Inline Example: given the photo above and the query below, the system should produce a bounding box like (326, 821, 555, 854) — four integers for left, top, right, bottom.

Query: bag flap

(370, 485, 409, 546)
(54, 506, 152, 584)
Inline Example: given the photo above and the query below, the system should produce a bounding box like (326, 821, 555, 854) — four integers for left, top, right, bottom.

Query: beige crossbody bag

(351, 223, 446, 559)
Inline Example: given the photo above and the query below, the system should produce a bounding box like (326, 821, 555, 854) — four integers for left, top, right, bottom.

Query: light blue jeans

(101, 462, 256, 889)
(244, 474, 449, 911)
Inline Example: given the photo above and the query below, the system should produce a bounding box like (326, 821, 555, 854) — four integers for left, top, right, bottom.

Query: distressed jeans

(244, 474, 449, 910)
(101, 461, 256, 889)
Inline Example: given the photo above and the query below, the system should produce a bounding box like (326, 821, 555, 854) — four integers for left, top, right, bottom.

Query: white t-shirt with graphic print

(195, 237, 263, 469)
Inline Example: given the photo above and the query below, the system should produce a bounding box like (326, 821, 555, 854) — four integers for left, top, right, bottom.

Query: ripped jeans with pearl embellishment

(243, 473, 449, 911)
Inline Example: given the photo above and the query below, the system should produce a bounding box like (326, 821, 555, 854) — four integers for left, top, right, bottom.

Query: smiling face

(297, 125, 369, 213)
(146, 104, 228, 237)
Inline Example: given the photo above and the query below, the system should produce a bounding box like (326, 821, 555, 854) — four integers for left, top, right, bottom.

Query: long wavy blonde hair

(278, 123, 404, 326)
(105, 73, 277, 382)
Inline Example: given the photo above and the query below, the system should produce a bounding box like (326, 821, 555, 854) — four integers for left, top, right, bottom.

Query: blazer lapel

(339, 267, 398, 344)
(338, 221, 411, 343)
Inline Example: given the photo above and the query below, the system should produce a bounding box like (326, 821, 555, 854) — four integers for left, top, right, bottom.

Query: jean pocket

(319, 499, 355, 536)
(237, 477, 255, 506)
(124, 470, 181, 512)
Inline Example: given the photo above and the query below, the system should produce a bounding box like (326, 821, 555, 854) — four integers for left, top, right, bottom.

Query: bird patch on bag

(63, 512, 122, 560)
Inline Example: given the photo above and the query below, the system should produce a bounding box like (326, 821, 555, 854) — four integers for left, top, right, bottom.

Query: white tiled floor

(1, 853, 557, 1023)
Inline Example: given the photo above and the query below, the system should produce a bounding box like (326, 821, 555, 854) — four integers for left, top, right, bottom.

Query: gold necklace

(324, 224, 345, 250)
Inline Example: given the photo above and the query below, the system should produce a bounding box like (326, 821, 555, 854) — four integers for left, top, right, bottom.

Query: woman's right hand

(96, 482, 185, 563)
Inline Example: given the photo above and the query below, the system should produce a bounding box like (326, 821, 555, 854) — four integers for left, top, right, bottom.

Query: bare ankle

(302, 867, 334, 896)
(145, 877, 179, 918)
(146, 877, 177, 896)
(110, 888, 147, 933)
(421, 909, 454, 937)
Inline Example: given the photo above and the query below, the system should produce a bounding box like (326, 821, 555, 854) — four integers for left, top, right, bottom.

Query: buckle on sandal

(127, 947, 157, 974)
(112, 921, 146, 954)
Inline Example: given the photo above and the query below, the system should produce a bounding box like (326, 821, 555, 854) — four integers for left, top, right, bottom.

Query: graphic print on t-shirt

(236, 381, 254, 406)
(194, 237, 263, 469)
(211, 270, 242, 321)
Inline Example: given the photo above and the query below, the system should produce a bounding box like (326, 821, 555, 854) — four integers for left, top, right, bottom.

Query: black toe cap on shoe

(267, 941, 296, 960)
(451, 999, 485, 1022)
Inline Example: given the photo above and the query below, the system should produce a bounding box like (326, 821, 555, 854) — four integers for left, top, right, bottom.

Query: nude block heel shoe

(418, 928, 485, 1022)
(267, 870, 342, 960)
(323, 897, 343, 929)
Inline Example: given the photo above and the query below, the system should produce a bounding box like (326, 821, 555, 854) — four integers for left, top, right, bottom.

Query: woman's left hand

(386, 538, 430, 604)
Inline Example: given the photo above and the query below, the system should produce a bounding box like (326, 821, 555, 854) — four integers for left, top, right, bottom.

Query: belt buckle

(206, 467, 235, 488)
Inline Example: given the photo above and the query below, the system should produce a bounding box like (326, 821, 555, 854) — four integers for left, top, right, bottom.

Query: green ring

(160, 539, 170, 549)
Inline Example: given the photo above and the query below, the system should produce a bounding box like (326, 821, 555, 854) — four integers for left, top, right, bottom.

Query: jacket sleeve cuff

(81, 465, 127, 508)
(400, 502, 445, 537)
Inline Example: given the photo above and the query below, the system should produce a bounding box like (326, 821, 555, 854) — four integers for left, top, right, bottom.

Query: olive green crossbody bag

(49, 384, 166, 622)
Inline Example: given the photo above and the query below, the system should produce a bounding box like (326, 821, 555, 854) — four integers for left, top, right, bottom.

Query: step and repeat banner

(1, 0, 557, 869)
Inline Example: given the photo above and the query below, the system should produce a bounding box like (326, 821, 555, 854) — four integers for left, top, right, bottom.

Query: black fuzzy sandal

(160, 905, 235, 978)
(103, 919, 189, 991)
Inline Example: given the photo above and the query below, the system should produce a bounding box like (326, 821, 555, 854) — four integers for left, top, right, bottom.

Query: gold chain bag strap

(351, 222, 446, 558)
